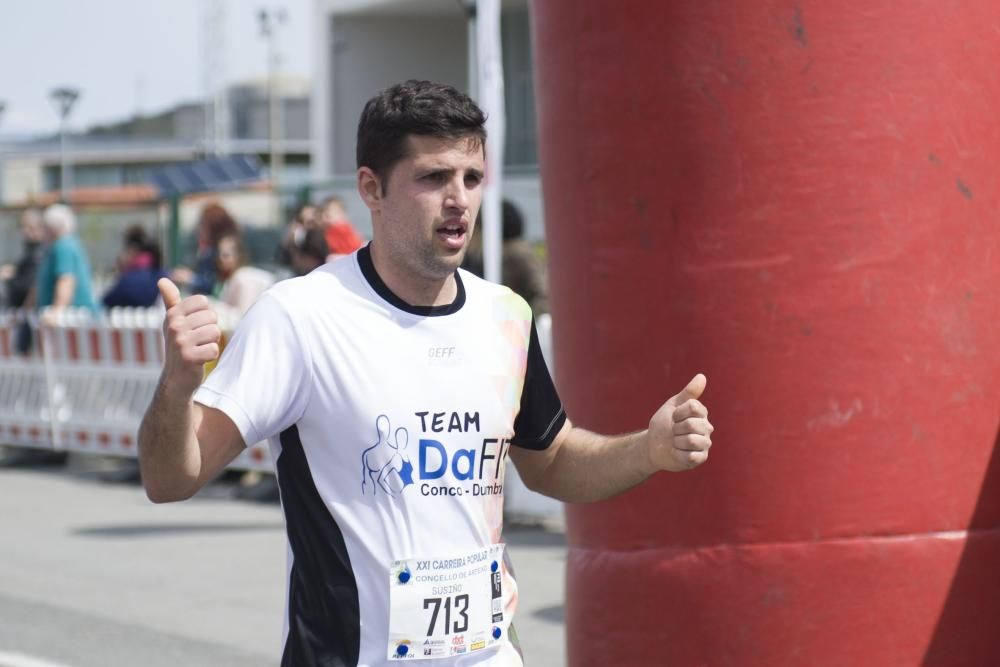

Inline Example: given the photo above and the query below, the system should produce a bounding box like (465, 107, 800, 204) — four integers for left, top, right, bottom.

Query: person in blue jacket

(102, 225, 167, 308)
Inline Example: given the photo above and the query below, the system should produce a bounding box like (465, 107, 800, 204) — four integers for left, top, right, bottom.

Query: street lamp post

(0, 101, 5, 204)
(50, 87, 80, 202)
(258, 8, 286, 223)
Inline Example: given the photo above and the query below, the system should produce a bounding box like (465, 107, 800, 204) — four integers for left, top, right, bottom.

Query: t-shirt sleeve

(193, 292, 310, 446)
(51, 241, 76, 277)
(510, 318, 566, 450)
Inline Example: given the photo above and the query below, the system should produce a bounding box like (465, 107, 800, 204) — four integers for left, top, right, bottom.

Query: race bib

(387, 544, 507, 660)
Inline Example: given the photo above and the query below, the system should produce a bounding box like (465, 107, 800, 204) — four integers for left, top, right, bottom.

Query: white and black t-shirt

(194, 245, 565, 666)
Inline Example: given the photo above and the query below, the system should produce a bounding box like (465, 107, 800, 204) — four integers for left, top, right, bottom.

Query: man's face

(373, 134, 484, 282)
(19, 214, 44, 243)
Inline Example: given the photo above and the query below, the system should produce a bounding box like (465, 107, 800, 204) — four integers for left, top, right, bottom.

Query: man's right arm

(138, 278, 244, 503)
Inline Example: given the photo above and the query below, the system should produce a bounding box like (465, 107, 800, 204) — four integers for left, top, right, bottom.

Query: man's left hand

(647, 373, 714, 472)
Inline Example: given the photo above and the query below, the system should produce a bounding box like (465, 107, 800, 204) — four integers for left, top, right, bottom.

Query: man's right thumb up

(158, 278, 182, 309)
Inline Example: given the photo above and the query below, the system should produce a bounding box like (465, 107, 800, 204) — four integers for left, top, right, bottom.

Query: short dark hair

(356, 80, 487, 191)
(296, 228, 329, 264)
(502, 200, 523, 241)
(122, 224, 150, 250)
(122, 224, 163, 268)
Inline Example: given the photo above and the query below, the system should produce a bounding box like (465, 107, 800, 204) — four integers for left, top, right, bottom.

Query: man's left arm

(52, 274, 76, 308)
(46, 242, 77, 310)
(510, 374, 713, 503)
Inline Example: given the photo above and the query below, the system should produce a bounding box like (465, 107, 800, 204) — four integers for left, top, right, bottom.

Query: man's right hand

(158, 278, 221, 396)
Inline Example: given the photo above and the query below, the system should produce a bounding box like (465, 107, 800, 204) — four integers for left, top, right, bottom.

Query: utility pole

(259, 7, 286, 222)
(0, 101, 5, 204)
(49, 87, 80, 203)
(202, 0, 229, 155)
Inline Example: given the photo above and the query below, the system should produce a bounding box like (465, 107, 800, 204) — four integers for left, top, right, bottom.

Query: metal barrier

(0, 306, 562, 522)
(0, 307, 273, 472)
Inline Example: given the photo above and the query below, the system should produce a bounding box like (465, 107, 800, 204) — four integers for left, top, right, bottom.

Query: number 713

(423, 594, 470, 636)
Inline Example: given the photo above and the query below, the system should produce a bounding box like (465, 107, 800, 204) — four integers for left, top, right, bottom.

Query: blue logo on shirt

(360, 415, 413, 496)
(361, 411, 510, 498)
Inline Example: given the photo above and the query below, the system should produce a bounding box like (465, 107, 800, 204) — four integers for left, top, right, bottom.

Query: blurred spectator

(1, 209, 46, 356)
(0, 208, 45, 309)
(501, 200, 549, 314)
(214, 233, 274, 315)
(460, 209, 484, 278)
(171, 202, 238, 295)
(275, 203, 318, 269)
(36, 204, 97, 313)
(5, 203, 91, 466)
(317, 196, 364, 257)
(102, 225, 168, 308)
(214, 231, 278, 498)
(288, 227, 330, 276)
(295, 203, 318, 229)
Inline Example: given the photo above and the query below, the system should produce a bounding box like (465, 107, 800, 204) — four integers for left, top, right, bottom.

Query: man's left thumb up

(668, 373, 707, 407)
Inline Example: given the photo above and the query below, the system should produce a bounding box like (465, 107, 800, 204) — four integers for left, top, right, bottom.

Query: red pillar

(531, 1, 1000, 664)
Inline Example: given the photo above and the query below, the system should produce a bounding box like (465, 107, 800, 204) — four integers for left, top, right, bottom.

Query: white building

(0, 78, 312, 208)
(309, 0, 545, 240)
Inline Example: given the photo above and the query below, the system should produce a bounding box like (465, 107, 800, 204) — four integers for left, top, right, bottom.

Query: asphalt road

(0, 452, 567, 667)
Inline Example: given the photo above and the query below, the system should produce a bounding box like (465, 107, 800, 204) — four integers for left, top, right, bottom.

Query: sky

(0, 0, 312, 137)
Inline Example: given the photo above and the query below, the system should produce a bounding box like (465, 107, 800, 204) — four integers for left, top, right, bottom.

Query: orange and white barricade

(0, 307, 272, 472)
(0, 310, 51, 450)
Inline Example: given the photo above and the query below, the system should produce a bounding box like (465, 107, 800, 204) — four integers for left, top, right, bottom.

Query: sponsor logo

(393, 640, 413, 659)
(361, 412, 510, 498)
(361, 415, 412, 497)
(427, 346, 462, 366)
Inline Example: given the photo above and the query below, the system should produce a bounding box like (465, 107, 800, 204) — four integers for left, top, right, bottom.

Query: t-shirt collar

(357, 244, 466, 316)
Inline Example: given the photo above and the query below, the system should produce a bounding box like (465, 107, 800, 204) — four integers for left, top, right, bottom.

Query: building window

(502, 8, 538, 169)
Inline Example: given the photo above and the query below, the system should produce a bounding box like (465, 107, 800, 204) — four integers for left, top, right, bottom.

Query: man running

(139, 79, 714, 666)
